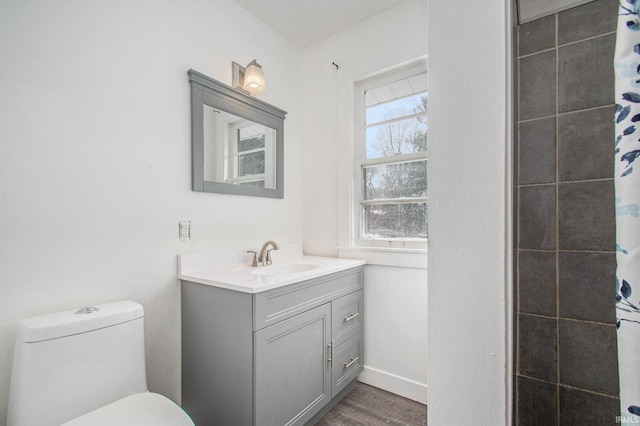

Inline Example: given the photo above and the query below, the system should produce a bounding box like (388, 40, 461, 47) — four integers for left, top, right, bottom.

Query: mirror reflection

(203, 105, 277, 189)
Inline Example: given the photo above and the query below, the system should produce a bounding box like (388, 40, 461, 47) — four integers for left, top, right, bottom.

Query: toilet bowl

(6, 300, 193, 426)
(61, 392, 191, 426)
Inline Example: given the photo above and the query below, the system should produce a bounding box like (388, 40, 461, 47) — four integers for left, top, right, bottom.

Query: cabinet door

(254, 303, 331, 426)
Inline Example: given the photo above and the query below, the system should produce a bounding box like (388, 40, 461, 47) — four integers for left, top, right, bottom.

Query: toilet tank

(7, 300, 148, 426)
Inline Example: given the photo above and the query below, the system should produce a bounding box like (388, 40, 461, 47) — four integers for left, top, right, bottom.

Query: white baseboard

(357, 365, 428, 405)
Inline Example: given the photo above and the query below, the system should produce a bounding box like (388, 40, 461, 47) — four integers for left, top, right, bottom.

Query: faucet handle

(265, 249, 274, 265)
(247, 250, 258, 267)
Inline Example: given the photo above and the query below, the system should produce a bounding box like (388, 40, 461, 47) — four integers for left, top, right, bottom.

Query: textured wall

(515, 0, 620, 423)
(0, 0, 303, 419)
(427, 0, 511, 424)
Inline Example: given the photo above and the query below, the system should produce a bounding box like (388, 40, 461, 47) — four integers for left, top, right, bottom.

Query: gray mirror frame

(188, 69, 287, 198)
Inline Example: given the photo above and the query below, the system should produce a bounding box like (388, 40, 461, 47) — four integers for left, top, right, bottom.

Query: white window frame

(352, 61, 428, 250)
(224, 119, 275, 188)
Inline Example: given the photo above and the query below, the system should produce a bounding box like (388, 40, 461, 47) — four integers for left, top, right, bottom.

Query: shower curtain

(615, 0, 640, 420)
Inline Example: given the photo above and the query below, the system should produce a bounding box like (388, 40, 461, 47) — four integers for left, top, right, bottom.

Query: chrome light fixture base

(232, 61, 250, 95)
(232, 59, 265, 95)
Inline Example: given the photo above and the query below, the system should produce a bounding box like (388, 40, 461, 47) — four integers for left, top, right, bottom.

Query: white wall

(0, 0, 302, 419)
(301, 0, 429, 403)
(0, 0, 515, 421)
(427, 0, 512, 425)
(359, 265, 428, 402)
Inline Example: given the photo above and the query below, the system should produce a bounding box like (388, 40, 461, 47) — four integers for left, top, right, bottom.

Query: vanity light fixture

(232, 59, 266, 95)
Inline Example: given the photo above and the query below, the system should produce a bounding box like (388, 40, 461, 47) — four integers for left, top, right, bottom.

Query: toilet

(7, 300, 194, 426)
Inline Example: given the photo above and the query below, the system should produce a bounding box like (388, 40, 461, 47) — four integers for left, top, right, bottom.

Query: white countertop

(178, 244, 365, 294)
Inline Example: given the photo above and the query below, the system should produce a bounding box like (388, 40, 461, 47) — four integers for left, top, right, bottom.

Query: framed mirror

(188, 69, 286, 198)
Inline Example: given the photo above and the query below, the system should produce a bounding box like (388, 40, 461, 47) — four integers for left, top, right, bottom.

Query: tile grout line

(516, 373, 619, 400)
(517, 103, 615, 125)
(519, 177, 614, 188)
(520, 310, 618, 327)
(518, 30, 617, 60)
(554, 12, 561, 426)
(520, 248, 615, 254)
(515, 22, 522, 412)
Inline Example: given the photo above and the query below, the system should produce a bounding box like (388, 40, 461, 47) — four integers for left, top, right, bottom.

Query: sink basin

(251, 262, 324, 276)
(179, 244, 365, 293)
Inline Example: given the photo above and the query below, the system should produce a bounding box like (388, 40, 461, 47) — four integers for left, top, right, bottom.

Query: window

(225, 119, 275, 188)
(354, 64, 428, 249)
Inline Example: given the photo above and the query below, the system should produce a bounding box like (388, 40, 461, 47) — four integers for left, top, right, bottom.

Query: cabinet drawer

(331, 290, 363, 347)
(253, 267, 363, 331)
(331, 333, 363, 398)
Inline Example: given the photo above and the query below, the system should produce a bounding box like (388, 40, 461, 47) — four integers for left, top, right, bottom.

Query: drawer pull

(344, 356, 359, 369)
(344, 312, 359, 322)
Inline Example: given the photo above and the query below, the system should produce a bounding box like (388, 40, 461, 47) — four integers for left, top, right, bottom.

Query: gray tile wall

(515, 0, 620, 424)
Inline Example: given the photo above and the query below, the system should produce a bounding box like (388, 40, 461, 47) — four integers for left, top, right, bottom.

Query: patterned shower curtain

(615, 0, 640, 421)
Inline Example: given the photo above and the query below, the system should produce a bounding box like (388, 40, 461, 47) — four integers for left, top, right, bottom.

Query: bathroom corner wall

(515, 0, 619, 423)
(301, 0, 428, 403)
(427, 0, 511, 423)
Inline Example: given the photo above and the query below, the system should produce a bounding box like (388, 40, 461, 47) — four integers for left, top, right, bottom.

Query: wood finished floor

(315, 382, 427, 426)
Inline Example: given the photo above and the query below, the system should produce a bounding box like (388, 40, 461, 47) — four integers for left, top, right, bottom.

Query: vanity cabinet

(181, 266, 364, 426)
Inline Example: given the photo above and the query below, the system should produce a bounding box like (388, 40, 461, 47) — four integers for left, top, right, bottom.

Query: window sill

(337, 246, 427, 269)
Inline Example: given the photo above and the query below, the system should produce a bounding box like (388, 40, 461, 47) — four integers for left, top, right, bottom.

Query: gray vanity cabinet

(181, 266, 364, 426)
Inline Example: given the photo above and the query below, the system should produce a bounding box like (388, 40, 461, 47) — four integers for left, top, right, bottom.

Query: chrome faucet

(257, 240, 280, 266)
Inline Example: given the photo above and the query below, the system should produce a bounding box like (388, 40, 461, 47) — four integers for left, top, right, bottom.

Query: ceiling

(235, 0, 593, 48)
(233, 0, 412, 48)
(233, 0, 598, 47)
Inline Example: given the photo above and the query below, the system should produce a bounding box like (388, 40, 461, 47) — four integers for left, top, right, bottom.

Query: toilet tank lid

(16, 300, 144, 343)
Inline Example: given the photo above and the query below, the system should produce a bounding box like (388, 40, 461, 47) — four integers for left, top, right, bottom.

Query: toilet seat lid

(61, 392, 194, 426)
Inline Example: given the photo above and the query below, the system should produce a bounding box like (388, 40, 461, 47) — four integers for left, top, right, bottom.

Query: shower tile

(558, 180, 615, 251)
(558, 106, 615, 182)
(560, 386, 620, 425)
(519, 15, 556, 57)
(519, 117, 556, 185)
(559, 320, 619, 395)
(517, 376, 558, 426)
(519, 51, 556, 121)
(519, 250, 556, 316)
(559, 251, 616, 323)
(520, 185, 556, 250)
(558, 34, 615, 113)
(519, 314, 557, 382)
(557, 0, 618, 45)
